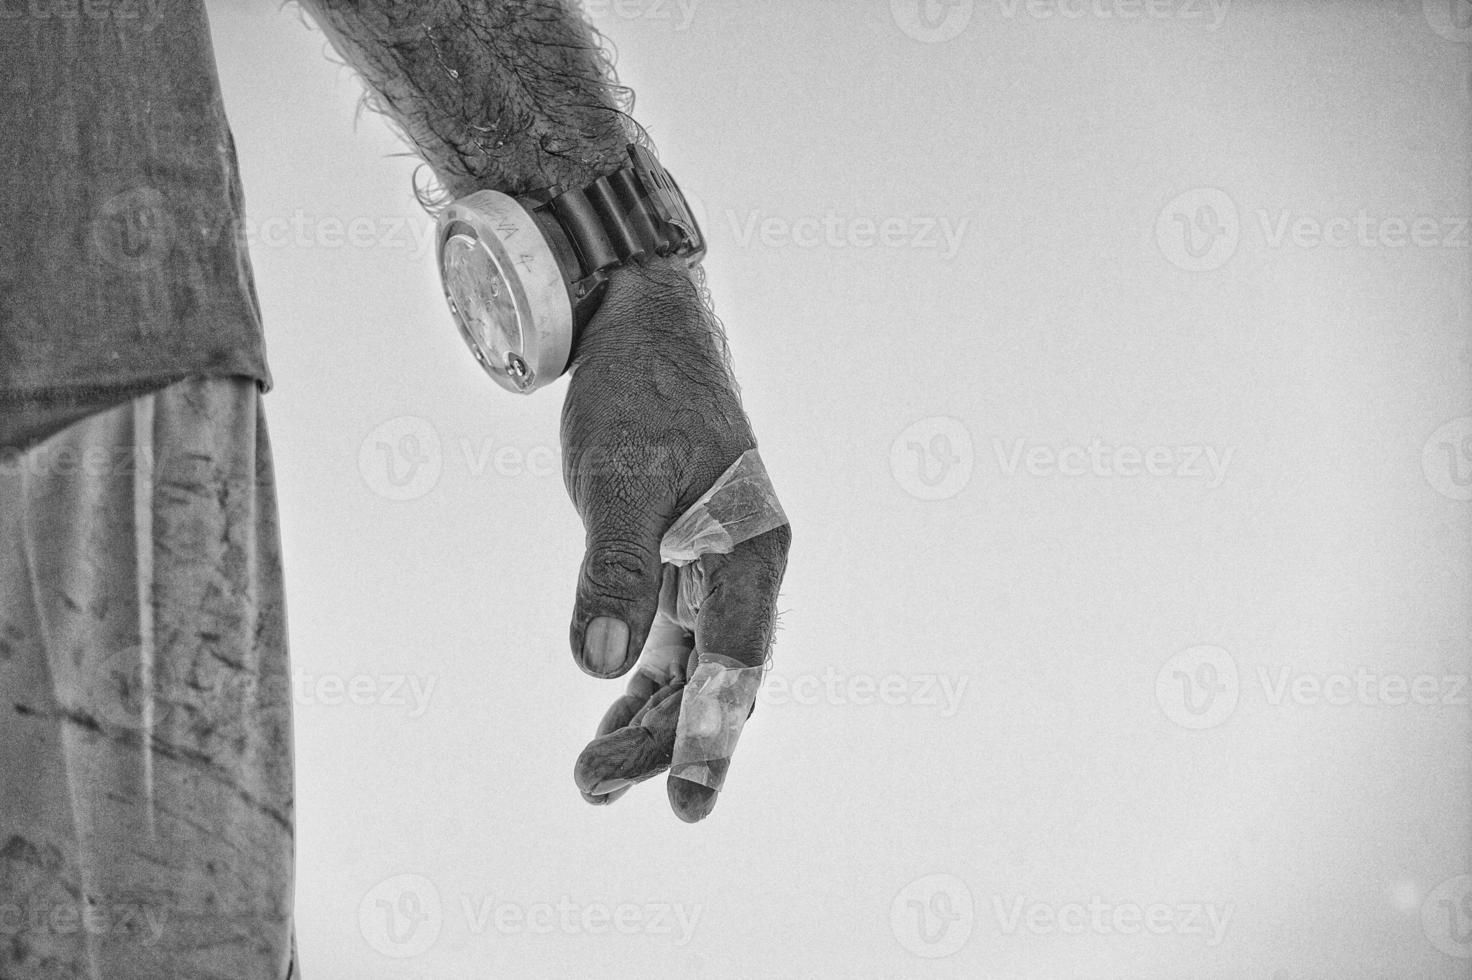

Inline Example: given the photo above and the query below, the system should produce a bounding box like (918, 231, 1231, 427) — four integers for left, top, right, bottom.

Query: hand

(559, 256, 791, 822)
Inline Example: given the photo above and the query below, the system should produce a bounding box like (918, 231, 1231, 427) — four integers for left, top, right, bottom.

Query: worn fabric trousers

(0, 376, 296, 979)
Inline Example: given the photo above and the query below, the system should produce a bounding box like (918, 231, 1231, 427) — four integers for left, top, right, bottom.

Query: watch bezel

(436, 190, 573, 394)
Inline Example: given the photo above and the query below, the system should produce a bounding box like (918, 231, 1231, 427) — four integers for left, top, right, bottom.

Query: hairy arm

(294, 0, 636, 197)
(293, 0, 793, 824)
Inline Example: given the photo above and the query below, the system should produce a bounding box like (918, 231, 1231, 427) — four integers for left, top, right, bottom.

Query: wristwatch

(435, 144, 705, 394)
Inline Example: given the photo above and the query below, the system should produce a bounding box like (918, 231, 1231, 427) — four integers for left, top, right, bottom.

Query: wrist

(570, 257, 719, 370)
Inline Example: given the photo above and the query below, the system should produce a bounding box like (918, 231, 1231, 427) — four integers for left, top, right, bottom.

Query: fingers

(574, 680, 684, 798)
(579, 693, 645, 805)
(576, 566, 694, 806)
(667, 523, 792, 823)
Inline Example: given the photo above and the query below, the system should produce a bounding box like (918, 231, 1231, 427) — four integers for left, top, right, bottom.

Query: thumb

(570, 509, 671, 678)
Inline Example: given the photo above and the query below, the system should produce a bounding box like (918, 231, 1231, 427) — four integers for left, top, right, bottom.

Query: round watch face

(436, 190, 573, 394)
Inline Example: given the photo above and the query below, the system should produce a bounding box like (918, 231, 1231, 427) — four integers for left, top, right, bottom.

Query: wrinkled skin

(561, 255, 791, 822)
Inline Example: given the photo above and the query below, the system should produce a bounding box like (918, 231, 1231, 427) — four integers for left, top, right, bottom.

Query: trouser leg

(0, 376, 296, 979)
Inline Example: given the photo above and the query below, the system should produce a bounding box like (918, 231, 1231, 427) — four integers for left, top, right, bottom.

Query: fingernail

(583, 617, 629, 675)
(589, 777, 632, 796)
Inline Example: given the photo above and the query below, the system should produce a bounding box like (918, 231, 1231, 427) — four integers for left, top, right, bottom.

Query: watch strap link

(535, 144, 705, 284)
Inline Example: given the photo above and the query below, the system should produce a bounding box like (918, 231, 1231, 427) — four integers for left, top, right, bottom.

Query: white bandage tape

(670, 655, 765, 791)
(659, 449, 789, 567)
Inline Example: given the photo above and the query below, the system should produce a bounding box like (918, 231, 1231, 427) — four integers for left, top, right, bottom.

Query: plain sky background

(201, 0, 1470, 976)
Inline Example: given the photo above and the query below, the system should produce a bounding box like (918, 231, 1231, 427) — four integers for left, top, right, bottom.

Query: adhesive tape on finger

(670, 655, 765, 791)
(658, 449, 788, 567)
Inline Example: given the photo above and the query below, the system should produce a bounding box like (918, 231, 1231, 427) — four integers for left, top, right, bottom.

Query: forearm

(294, 0, 634, 198)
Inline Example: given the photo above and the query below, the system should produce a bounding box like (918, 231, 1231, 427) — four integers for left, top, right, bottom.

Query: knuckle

(762, 521, 792, 555)
(747, 523, 792, 579)
(582, 539, 658, 601)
